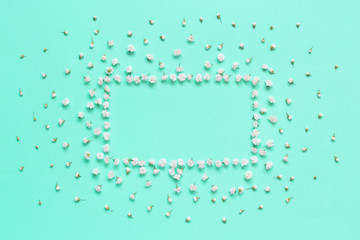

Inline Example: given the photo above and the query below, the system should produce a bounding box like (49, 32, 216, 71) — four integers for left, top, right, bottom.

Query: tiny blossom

(127, 44, 135, 53)
(204, 73, 211, 81)
(252, 76, 260, 86)
(96, 152, 104, 160)
(170, 74, 177, 81)
(217, 53, 225, 62)
(259, 149, 267, 156)
(187, 158, 195, 167)
(146, 54, 154, 61)
(262, 64, 268, 70)
(250, 156, 258, 164)
(241, 159, 249, 166)
(94, 128, 101, 136)
(252, 138, 261, 146)
(244, 74, 251, 81)
(253, 101, 259, 109)
(202, 173, 209, 182)
(268, 115, 278, 123)
(87, 62, 93, 68)
(218, 68, 225, 74)
(108, 170, 115, 179)
(265, 187, 271, 192)
(204, 61, 212, 69)
(244, 171, 252, 180)
(62, 98, 70, 106)
(92, 168, 100, 176)
(195, 74, 203, 83)
(232, 158, 240, 166)
(230, 187, 236, 195)
(161, 74, 168, 81)
(139, 167, 147, 175)
(111, 58, 119, 66)
(153, 167, 160, 175)
(268, 96, 275, 104)
(215, 160, 222, 168)
(206, 158, 213, 166)
(265, 80, 273, 87)
(211, 185, 218, 192)
(236, 74, 243, 82)
(265, 161, 273, 170)
(84, 76, 91, 83)
(251, 90, 259, 99)
(103, 132, 110, 141)
(178, 73, 186, 81)
(149, 75, 157, 84)
(158, 158, 167, 168)
(174, 49, 182, 57)
(116, 176, 123, 184)
(107, 40, 114, 47)
(189, 184, 197, 192)
(198, 160, 205, 169)
(215, 74, 222, 82)
(188, 34, 195, 42)
(223, 158, 230, 166)
(78, 112, 84, 119)
(87, 102, 95, 109)
(232, 62, 240, 70)
(266, 140, 274, 148)
(86, 121, 92, 128)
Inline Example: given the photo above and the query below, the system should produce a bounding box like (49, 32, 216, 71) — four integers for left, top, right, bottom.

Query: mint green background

(1, 0, 360, 239)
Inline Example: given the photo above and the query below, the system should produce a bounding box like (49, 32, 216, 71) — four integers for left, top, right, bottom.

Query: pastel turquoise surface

(1, 0, 359, 239)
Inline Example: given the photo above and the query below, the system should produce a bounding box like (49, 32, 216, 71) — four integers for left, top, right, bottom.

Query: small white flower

(158, 158, 167, 168)
(232, 158, 240, 166)
(252, 138, 261, 146)
(215, 160, 222, 168)
(230, 188, 236, 195)
(103, 144, 110, 153)
(197, 160, 205, 169)
(232, 62, 239, 70)
(211, 185, 218, 192)
(92, 169, 100, 176)
(62, 142, 69, 148)
(107, 40, 114, 47)
(202, 173, 209, 182)
(116, 176, 123, 184)
(94, 127, 101, 136)
(111, 58, 119, 66)
(251, 156, 258, 164)
(127, 44, 135, 53)
(244, 74, 251, 81)
(265, 80, 273, 87)
(265, 187, 271, 192)
(244, 171, 252, 180)
(108, 170, 115, 179)
(262, 64, 268, 70)
(146, 54, 154, 61)
(188, 34, 195, 42)
(265, 161, 273, 170)
(241, 159, 249, 166)
(235, 74, 243, 82)
(268, 115, 278, 123)
(84, 151, 91, 160)
(206, 158, 213, 166)
(174, 49, 182, 57)
(58, 119, 65, 126)
(259, 149, 267, 156)
(239, 43, 244, 49)
(78, 112, 84, 119)
(149, 75, 157, 84)
(187, 158, 194, 167)
(129, 193, 136, 200)
(103, 132, 110, 141)
(204, 61, 212, 69)
(139, 167, 147, 175)
(189, 183, 197, 192)
(145, 180, 152, 187)
(268, 96, 275, 104)
(62, 98, 70, 106)
(217, 53, 225, 62)
(114, 74, 121, 83)
(204, 73, 211, 81)
(266, 140, 274, 148)
(252, 76, 260, 86)
(159, 62, 165, 69)
(237, 186, 245, 194)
